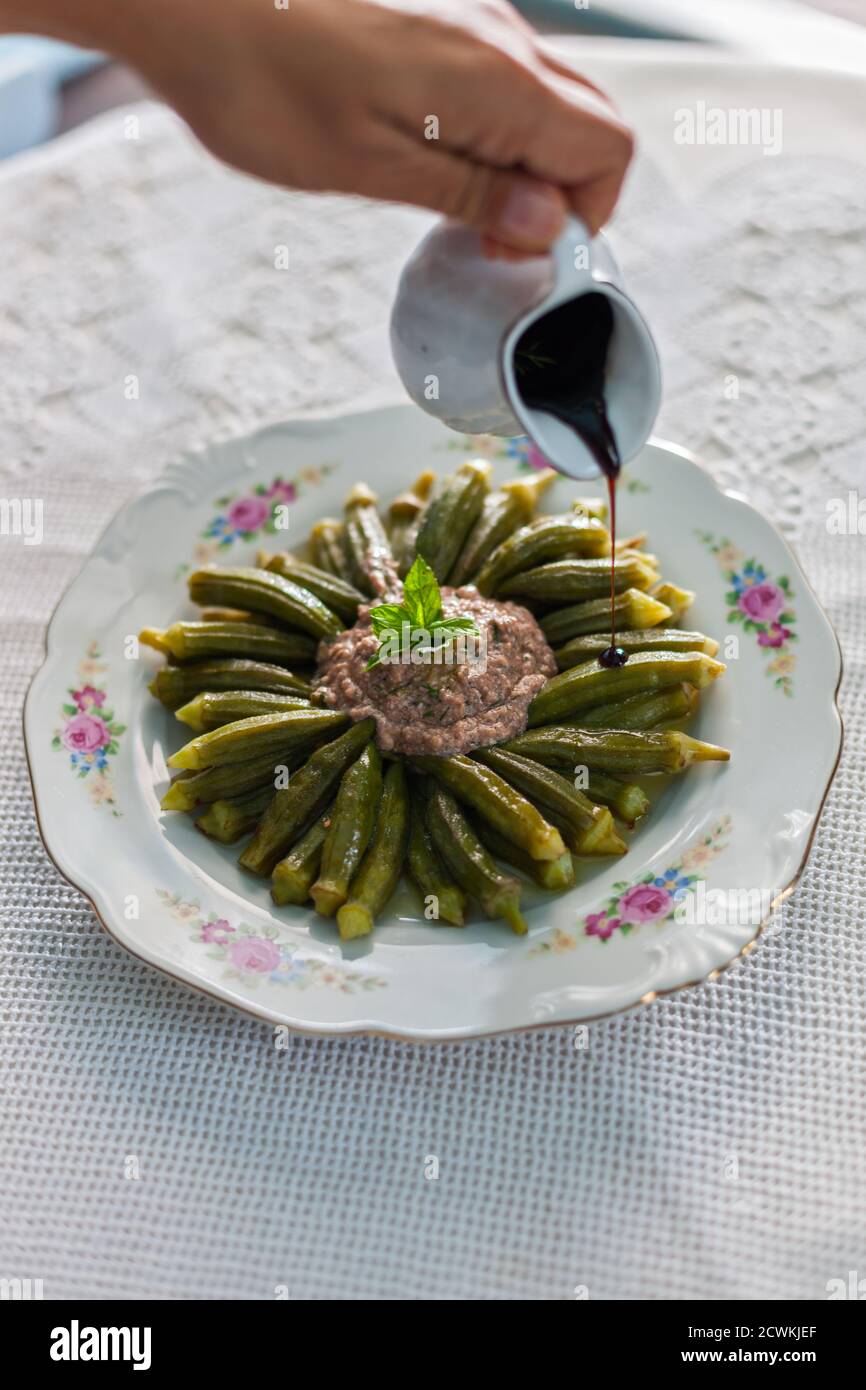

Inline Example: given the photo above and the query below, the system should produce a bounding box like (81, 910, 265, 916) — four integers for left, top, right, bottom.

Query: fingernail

(497, 181, 565, 247)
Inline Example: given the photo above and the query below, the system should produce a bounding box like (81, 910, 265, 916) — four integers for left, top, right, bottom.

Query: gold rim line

(20, 430, 844, 1043)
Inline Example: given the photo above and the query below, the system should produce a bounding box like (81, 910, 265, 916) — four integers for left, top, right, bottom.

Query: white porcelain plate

(25, 406, 842, 1040)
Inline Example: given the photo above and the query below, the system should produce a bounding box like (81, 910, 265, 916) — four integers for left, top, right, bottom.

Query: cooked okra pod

(405, 789, 466, 926)
(140, 620, 315, 667)
(572, 496, 608, 524)
(386, 471, 436, 574)
(149, 659, 311, 709)
(175, 690, 311, 734)
(651, 580, 695, 624)
(168, 708, 350, 771)
(475, 820, 575, 892)
(161, 745, 305, 812)
(309, 518, 351, 580)
(425, 784, 526, 935)
(448, 469, 556, 586)
(271, 813, 333, 906)
(540, 588, 671, 645)
(474, 512, 611, 596)
(503, 727, 730, 774)
(412, 753, 565, 862)
(414, 458, 492, 582)
(475, 747, 624, 856)
(587, 772, 650, 826)
(343, 483, 398, 597)
(239, 718, 376, 876)
(258, 552, 364, 625)
(499, 553, 657, 604)
(310, 744, 382, 917)
(528, 650, 726, 727)
(555, 627, 719, 669)
(188, 566, 342, 641)
(196, 786, 276, 844)
(576, 684, 698, 731)
(335, 761, 410, 940)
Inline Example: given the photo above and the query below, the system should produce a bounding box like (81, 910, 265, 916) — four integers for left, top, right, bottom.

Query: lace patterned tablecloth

(2, 65, 865, 1300)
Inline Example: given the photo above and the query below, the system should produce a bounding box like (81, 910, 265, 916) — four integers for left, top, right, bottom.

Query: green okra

(555, 627, 719, 669)
(387, 473, 436, 575)
(175, 690, 311, 734)
(161, 746, 306, 813)
(405, 789, 466, 926)
(498, 553, 657, 604)
(575, 684, 698, 731)
(412, 753, 565, 862)
(528, 650, 726, 727)
(168, 707, 350, 771)
(149, 659, 311, 710)
(474, 747, 624, 856)
(448, 470, 556, 587)
(336, 760, 410, 940)
(140, 620, 315, 667)
(343, 484, 398, 596)
(239, 718, 376, 876)
(425, 784, 526, 935)
(196, 786, 276, 844)
(651, 580, 695, 625)
(503, 727, 730, 775)
(572, 496, 608, 524)
(414, 458, 492, 582)
(271, 813, 333, 906)
(474, 512, 611, 596)
(188, 565, 342, 641)
(539, 588, 671, 645)
(259, 552, 364, 625)
(309, 518, 351, 580)
(310, 744, 383, 917)
(587, 772, 650, 826)
(475, 819, 575, 892)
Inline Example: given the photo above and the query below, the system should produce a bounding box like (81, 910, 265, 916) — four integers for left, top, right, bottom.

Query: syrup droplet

(598, 645, 628, 669)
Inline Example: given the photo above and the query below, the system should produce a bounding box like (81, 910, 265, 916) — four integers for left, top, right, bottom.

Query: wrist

(0, 0, 163, 64)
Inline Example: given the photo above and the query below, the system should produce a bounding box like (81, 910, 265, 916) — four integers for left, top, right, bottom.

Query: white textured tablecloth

(2, 48, 865, 1300)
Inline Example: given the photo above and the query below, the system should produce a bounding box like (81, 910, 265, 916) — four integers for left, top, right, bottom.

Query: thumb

(415, 153, 569, 253)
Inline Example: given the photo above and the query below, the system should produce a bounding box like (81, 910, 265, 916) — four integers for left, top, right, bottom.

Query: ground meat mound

(315, 585, 557, 757)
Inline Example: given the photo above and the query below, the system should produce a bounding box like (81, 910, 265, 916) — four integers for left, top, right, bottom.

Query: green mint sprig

(366, 555, 480, 671)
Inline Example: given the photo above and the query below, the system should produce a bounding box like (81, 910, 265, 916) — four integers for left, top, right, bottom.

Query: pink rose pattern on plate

(530, 817, 732, 954)
(52, 642, 125, 814)
(698, 531, 797, 695)
(174, 465, 337, 574)
(156, 891, 388, 994)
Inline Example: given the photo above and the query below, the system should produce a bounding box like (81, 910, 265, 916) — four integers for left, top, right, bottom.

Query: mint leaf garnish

(402, 554, 442, 628)
(366, 555, 479, 670)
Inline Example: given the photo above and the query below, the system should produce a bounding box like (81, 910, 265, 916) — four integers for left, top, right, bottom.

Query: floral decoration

(530, 816, 732, 954)
(697, 531, 797, 694)
(175, 464, 337, 574)
(52, 642, 124, 814)
(156, 891, 388, 993)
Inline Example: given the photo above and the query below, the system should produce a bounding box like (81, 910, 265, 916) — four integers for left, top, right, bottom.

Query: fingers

(354, 124, 569, 253)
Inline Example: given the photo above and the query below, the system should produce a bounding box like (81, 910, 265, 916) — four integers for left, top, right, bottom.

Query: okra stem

(412, 753, 565, 862)
(425, 784, 526, 934)
(168, 708, 350, 771)
(528, 650, 725, 726)
(335, 761, 410, 939)
(239, 719, 376, 876)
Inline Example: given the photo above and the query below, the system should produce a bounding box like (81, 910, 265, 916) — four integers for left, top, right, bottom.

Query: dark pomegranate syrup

(514, 292, 626, 668)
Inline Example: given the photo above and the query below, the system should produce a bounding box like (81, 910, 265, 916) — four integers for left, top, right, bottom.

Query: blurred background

(2, 0, 866, 162)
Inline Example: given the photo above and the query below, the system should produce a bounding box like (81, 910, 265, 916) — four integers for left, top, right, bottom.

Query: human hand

(4, 0, 634, 255)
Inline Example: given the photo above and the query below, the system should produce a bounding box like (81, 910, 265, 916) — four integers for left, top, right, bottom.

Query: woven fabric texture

(1, 95, 864, 1301)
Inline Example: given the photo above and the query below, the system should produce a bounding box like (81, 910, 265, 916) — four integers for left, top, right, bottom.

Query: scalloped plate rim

(23, 406, 843, 1040)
